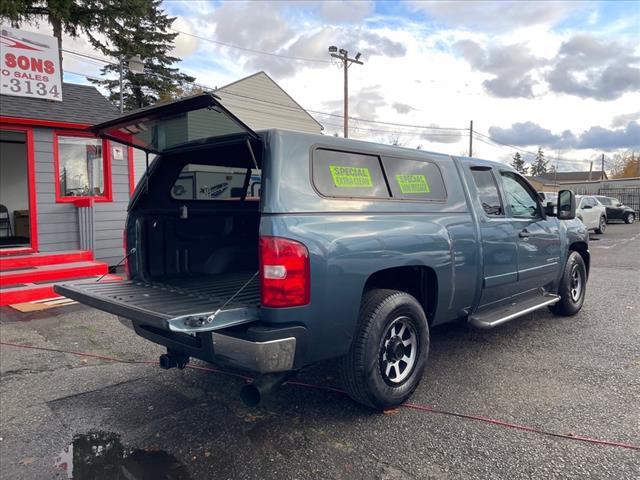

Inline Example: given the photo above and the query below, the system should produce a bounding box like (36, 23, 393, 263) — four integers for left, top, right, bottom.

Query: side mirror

(544, 201, 555, 216)
(557, 190, 576, 220)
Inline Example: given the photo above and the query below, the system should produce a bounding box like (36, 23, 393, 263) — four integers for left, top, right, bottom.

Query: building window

(55, 134, 111, 202)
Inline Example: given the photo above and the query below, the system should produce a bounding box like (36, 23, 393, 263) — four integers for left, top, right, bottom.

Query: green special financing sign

(396, 174, 430, 194)
(329, 165, 373, 188)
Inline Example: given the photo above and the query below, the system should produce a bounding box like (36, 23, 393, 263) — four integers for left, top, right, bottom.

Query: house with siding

(0, 83, 128, 304)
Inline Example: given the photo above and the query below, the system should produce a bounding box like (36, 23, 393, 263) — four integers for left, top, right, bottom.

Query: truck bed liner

(54, 271, 260, 330)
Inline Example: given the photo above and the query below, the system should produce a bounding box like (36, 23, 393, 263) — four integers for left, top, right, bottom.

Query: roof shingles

(0, 83, 118, 125)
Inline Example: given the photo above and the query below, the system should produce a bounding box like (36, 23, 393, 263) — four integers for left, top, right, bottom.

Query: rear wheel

(625, 212, 635, 224)
(594, 216, 606, 234)
(340, 289, 429, 410)
(549, 251, 587, 316)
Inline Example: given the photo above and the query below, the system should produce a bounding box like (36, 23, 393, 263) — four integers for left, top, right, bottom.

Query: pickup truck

(56, 94, 590, 410)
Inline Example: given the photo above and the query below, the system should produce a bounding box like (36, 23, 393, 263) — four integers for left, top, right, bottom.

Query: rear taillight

(260, 236, 310, 308)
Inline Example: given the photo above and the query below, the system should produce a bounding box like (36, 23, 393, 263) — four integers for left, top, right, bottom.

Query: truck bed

(54, 271, 260, 331)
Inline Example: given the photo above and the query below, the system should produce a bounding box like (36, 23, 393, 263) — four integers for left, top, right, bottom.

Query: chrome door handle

(519, 230, 530, 239)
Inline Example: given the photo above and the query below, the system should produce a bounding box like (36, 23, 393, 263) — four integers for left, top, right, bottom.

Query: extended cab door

(499, 172, 561, 296)
(466, 166, 521, 308)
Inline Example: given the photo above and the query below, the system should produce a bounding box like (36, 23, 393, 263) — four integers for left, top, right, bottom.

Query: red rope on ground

(1, 341, 638, 451)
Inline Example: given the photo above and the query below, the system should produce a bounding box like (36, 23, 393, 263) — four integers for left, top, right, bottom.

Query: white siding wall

(217, 72, 323, 134)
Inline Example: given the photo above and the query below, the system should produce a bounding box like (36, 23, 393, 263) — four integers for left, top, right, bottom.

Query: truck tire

(625, 212, 635, 224)
(594, 216, 606, 234)
(549, 251, 587, 316)
(340, 289, 429, 410)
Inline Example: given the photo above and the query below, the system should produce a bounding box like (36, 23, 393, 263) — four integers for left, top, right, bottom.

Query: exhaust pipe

(240, 372, 293, 407)
(159, 351, 189, 370)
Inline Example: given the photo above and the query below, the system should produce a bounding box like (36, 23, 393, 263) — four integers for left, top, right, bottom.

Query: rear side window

(171, 164, 260, 200)
(382, 157, 447, 201)
(470, 168, 503, 216)
(312, 148, 389, 198)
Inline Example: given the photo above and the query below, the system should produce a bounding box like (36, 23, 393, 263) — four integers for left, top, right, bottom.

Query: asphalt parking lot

(1, 223, 639, 480)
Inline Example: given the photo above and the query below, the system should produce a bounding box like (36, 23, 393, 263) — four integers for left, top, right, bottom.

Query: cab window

(469, 167, 503, 216)
(500, 172, 541, 218)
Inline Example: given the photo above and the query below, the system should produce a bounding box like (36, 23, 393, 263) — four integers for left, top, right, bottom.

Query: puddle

(54, 431, 191, 480)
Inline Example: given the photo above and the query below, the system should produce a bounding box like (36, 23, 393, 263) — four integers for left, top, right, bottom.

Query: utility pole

(588, 161, 593, 182)
(119, 56, 124, 114)
(328, 46, 363, 138)
(469, 120, 473, 157)
(601, 153, 605, 180)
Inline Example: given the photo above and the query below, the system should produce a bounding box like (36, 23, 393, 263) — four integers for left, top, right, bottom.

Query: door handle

(519, 229, 530, 239)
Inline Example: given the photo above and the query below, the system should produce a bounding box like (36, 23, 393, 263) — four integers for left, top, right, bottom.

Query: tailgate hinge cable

(95, 247, 137, 282)
(206, 270, 259, 323)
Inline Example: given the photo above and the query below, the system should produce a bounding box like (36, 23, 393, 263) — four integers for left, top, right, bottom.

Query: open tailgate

(90, 93, 258, 156)
(54, 273, 260, 333)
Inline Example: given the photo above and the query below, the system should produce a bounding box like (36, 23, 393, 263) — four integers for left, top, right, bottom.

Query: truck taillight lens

(260, 236, 310, 308)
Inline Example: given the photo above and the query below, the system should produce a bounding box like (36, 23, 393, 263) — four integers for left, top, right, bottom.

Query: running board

(469, 294, 560, 329)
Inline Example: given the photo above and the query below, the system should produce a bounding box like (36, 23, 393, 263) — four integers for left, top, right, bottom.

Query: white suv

(576, 195, 607, 234)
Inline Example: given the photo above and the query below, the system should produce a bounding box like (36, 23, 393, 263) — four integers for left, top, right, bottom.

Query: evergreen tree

(530, 147, 549, 176)
(510, 152, 528, 174)
(88, 0, 195, 111)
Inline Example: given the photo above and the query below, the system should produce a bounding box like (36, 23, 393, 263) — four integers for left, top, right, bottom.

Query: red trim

(0, 261, 108, 286)
(0, 116, 90, 130)
(128, 146, 135, 196)
(0, 123, 39, 253)
(0, 251, 92, 269)
(0, 273, 121, 305)
(53, 130, 113, 203)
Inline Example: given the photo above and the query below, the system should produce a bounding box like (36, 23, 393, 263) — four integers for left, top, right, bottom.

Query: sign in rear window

(329, 165, 373, 187)
(313, 149, 389, 198)
(382, 157, 447, 200)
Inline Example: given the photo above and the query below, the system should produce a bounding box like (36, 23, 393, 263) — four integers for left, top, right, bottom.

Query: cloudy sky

(60, 1, 640, 170)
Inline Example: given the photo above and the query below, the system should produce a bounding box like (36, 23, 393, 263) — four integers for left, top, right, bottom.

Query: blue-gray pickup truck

(56, 94, 590, 409)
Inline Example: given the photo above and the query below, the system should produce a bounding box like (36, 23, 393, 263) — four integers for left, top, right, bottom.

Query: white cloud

(171, 17, 199, 59)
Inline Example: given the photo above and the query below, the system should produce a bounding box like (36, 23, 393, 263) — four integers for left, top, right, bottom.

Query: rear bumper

(120, 317, 307, 373)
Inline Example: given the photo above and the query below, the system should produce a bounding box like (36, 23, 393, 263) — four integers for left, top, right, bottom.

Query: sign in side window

(470, 168, 503, 216)
(171, 164, 261, 201)
(382, 157, 447, 200)
(313, 149, 389, 198)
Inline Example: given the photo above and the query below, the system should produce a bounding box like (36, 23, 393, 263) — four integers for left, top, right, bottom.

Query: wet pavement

(1, 222, 639, 479)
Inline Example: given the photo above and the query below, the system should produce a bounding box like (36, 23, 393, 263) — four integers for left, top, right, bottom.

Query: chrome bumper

(119, 317, 296, 373)
(212, 333, 296, 373)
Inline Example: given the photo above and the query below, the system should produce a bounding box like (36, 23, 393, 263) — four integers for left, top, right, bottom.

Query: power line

(62, 48, 468, 132)
(169, 28, 331, 64)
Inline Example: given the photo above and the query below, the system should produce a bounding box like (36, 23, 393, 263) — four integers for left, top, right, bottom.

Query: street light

(328, 46, 364, 138)
(119, 55, 145, 113)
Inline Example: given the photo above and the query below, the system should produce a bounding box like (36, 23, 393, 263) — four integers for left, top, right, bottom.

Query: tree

(529, 147, 549, 177)
(510, 152, 528, 174)
(611, 150, 640, 178)
(88, 1, 195, 110)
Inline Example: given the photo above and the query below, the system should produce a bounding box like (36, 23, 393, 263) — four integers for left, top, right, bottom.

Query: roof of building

(0, 83, 119, 125)
(215, 71, 324, 133)
(538, 171, 608, 182)
(526, 175, 558, 185)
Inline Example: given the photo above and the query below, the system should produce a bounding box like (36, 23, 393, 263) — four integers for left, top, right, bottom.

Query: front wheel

(594, 216, 606, 234)
(549, 251, 587, 316)
(340, 289, 429, 410)
(625, 212, 635, 224)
